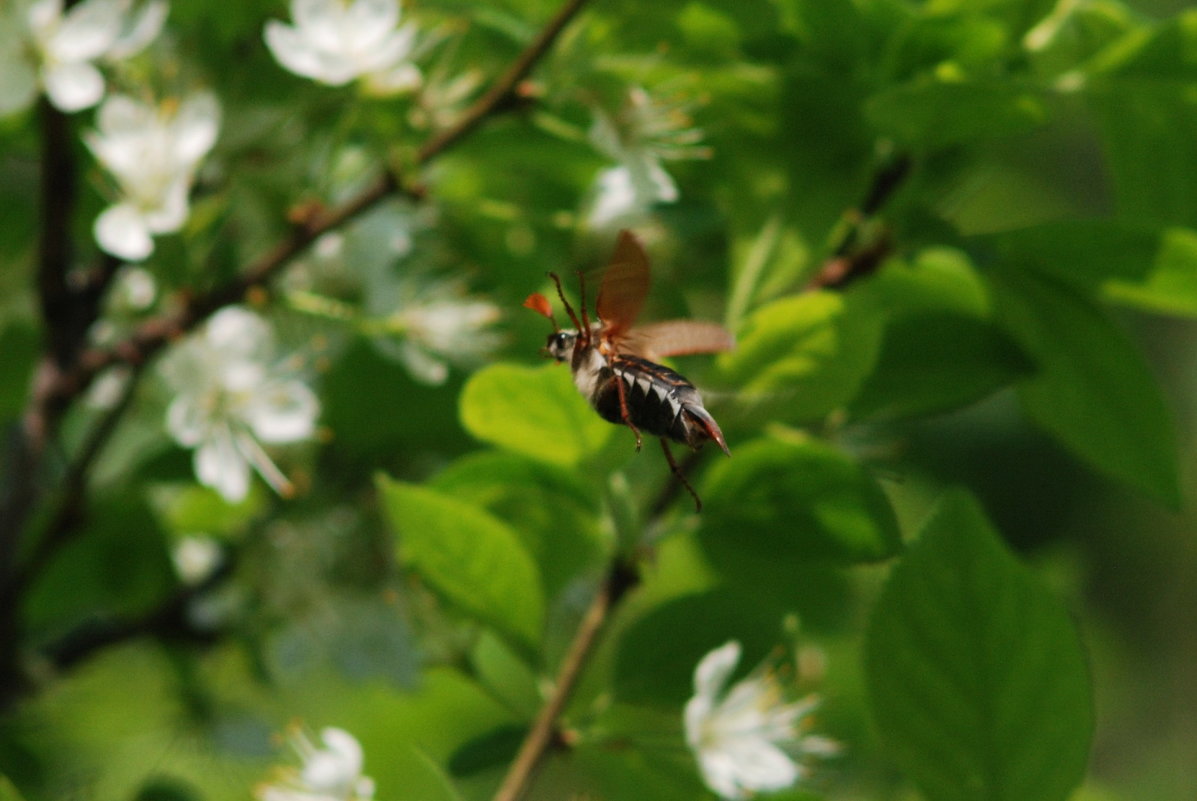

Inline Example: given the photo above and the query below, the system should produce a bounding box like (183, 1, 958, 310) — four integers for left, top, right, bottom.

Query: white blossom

(85, 91, 219, 260)
(160, 307, 318, 503)
(171, 535, 222, 585)
(377, 287, 501, 385)
(684, 641, 838, 800)
(8, 0, 168, 114)
(586, 86, 708, 231)
(256, 726, 376, 801)
(264, 0, 420, 95)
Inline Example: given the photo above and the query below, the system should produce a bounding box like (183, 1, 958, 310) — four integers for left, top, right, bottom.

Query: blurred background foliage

(2, 0, 1197, 799)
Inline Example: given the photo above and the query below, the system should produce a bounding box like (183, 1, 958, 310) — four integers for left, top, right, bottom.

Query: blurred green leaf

(865, 490, 1093, 801)
(447, 724, 524, 778)
(378, 476, 544, 648)
(613, 588, 792, 705)
(851, 312, 1032, 420)
(717, 292, 883, 424)
(865, 81, 1048, 149)
(0, 775, 27, 801)
(850, 248, 1032, 419)
(699, 435, 901, 564)
(460, 363, 613, 468)
(24, 495, 175, 634)
(989, 268, 1180, 505)
(986, 222, 1197, 317)
(430, 451, 605, 600)
(147, 483, 265, 537)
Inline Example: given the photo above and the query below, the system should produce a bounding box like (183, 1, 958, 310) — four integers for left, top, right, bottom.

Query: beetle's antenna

(548, 272, 582, 332)
(576, 269, 591, 347)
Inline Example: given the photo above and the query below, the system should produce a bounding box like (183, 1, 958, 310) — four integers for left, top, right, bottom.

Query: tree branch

(492, 560, 640, 801)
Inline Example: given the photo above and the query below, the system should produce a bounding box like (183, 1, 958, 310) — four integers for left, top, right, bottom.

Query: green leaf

(982, 221, 1197, 315)
(989, 268, 1180, 505)
(377, 476, 544, 647)
(849, 248, 1032, 419)
(865, 81, 1048, 149)
(430, 451, 605, 600)
(460, 363, 613, 468)
(865, 490, 1094, 801)
(1103, 227, 1197, 317)
(24, 495, 175, 633)
(0, 775, 27, 801)
(851, 312, 1032, 420)
(717, 292, 883, 424)
(699, 435, 902, 564)
(612, 588, 792, 705)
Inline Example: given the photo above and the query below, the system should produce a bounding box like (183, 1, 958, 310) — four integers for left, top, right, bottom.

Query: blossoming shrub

(0, 0, 1194, 800)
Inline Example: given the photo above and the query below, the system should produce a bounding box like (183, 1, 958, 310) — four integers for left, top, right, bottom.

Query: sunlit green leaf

(989, 268, 1180, 505)
(430, 451, 606, 600)
(378, 476, 544, 647)
(700, 435, 901, 564)
(865, 490, 1093, 801)
(716, 292, 883, 424)
(460, 364, 613, 468)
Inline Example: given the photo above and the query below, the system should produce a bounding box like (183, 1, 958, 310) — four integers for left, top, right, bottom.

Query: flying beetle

(523, 230, 734, 511)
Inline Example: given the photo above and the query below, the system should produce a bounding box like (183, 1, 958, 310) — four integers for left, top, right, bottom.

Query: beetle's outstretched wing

(620, 320, 735, 362)
(596, 229, 651, 340)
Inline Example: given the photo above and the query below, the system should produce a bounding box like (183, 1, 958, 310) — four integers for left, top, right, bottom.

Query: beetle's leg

(660, 437, 701, 512)
(613, 365, 642, 451)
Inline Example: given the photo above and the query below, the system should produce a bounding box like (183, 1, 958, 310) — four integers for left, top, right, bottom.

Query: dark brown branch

(806, 151, 911, 291)
(491, 560, 639, 801)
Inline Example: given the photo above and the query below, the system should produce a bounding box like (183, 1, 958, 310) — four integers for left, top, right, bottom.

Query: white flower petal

(264, 20, 352, 85)
(206, 307, 271, 352)
(50, 0, 126, 61)
(42, 59, 105, 111)
(106, 0, 167, 59)
(398, 341, 449, 385)
(171, 91, 220, 163)
(94, 202, 153, 260)
(195, 428, 251, 502)
(140, 175, 191, 233)
(693, 641, 742, 699)
(28, 0, 64, 40)
(166, 394, 207, 446)
(345, 0, 399, 47)
(246, 381, 318, 443)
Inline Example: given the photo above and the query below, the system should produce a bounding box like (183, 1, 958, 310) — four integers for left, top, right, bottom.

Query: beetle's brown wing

(619, 320, 736, 361)
(596, 229, 650, 341)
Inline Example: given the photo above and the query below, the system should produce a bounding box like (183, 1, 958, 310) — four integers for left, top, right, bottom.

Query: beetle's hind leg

(613, 367, 643, 451)
(660, 437, 701, 512)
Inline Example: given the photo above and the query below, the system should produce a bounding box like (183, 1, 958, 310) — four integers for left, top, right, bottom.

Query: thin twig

(491, 561, 639, 801)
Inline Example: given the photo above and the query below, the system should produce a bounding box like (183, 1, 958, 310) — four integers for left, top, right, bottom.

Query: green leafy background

(2, 0, 1196, 800)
